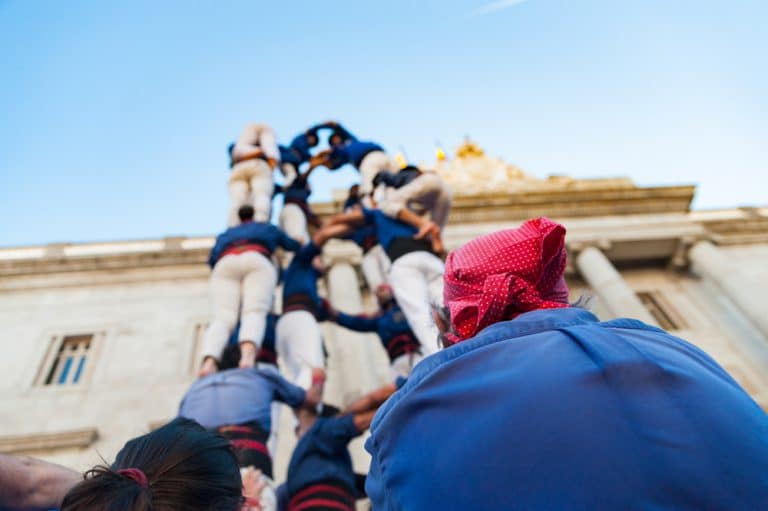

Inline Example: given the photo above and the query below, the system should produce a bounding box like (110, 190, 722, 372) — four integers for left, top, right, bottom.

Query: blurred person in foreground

(278, 383, 398, 511)
(61, 417, 245, 511)
(365, 217, 768, 510)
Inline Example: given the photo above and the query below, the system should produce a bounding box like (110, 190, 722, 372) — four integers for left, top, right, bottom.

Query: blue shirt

(330, 124, 357, 145)
(208, 221, 300, 267)
(361, 208, 417, 252)
(282, 242, 322, 308)
(286, 414, 361, 496)
(336, 303, 416, 359)
(178, 367, 305, 432)
(365, 308, 768, 510)
(327, 141, 383, 170)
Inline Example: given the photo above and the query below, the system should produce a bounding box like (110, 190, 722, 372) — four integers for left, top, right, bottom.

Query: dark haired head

(328, 131, 344, 147)
(61, 418, 242, 511)
(306, 130, 319, 147)
(237, 205, 255, 223)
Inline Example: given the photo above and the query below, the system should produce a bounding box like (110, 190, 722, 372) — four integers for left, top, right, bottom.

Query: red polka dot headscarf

(443, 217, 570, 341)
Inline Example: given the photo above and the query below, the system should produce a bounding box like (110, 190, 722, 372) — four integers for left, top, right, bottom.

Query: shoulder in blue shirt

(178, 367, 305, 432)
(282, 242, 323, 306)
(208, 222, 301, 267)
(366, 307, 768, 510)
(360, 208, 416, 252)
(328, 141, 383, 170)
(286, 414, 361, 496)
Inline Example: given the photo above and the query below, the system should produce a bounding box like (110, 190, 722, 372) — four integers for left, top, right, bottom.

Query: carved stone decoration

(434, 139, 538, 195)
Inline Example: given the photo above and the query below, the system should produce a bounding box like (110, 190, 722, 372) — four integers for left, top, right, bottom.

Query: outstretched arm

(343, 383, 397, 416)
(324, 208, 366, 228)
(0, 453, 80, 511)
(313, 222, 356, 247)
(396, 208, 445, 255)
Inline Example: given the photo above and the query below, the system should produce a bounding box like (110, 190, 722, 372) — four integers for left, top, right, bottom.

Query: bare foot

(239, 342, 257, 369)
(198, 357, 218, 378)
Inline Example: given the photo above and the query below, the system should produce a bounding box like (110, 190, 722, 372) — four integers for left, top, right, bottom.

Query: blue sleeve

(335, 124, 357, 143)
(262, 368, 307, 407)
(327, 146, 348, 169)
(276, 483, 289, 511)
(317, 414, 362, 451)
(294, 241, 321, 265)
(277, 228, 302, 252)
(361, 208, 377, 226)
(336, 312, 379, 333)
(208, 232, 227, 268)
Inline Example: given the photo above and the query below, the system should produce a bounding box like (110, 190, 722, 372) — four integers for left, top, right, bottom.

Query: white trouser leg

(358, 150, 393, 196)
(279, 162, 297, 186)
(265, 401, 281, 457)
(227, 180, 251, 227)
(239, 252, 278, 348)
(361, 244, 390, 290)
(275, 310, 325, 388)
(389, 251, 445, 356)
(249, 159, 274, 222)
(380, 173, 452, 228)
(279, 203, 309, 245)
(201, 255, 244, 362)
(389, 352, 424, 381)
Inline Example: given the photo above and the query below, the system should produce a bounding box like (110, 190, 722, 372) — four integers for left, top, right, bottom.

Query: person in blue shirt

(180, 343, 324, 481)
(328, 283, 422, 381)
(275, 224, 348, 390)
(322, 206, 445, 356)
(365, 218, 768, 511)
(278, 383, 397, 511)
(201, 205, 301, 377)
(228, 312, 284, 456)
(275, 167, 322, 248)
(278, 121, 341, 184)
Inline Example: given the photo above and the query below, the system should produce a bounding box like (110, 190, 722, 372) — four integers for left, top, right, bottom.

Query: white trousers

(276, 310, 325, 389)
(228, 158, 274, 226)
(279, 203, 309, 245)
(389, 251, 445, 356)
(359, 150, 394, 196)
(361, 244, 391, 291)
(201, 252, 277, 362)
(380, 172, 453, 228)
(390, 352, 424, 381)
(279, 162, 297, 186)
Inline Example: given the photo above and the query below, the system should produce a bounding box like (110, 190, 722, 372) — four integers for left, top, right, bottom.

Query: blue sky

(1, 0, 766, 246)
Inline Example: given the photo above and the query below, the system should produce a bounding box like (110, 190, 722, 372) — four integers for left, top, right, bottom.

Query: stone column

(323, 240, 382, 402)
(689, 240, 768, 340)
(575, 245, 658, 325)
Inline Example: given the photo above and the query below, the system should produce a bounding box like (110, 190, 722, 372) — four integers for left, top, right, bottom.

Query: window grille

(44, 335, 93, 385)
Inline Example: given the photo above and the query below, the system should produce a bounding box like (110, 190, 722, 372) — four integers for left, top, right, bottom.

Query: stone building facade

(1, 142, 767, 484)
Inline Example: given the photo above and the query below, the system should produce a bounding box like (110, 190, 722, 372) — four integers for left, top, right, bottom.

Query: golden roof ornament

(455, 137, 485, 158)
(434, 138, 538, 195)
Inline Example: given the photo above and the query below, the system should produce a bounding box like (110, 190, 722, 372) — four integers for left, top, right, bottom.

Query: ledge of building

(313, 184, 697, 224)
(0, 427, 98, 455)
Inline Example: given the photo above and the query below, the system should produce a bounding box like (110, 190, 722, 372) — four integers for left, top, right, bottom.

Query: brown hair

(61, 418, 242, 511)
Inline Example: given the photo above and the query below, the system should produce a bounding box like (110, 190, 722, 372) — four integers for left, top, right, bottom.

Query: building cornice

(0, 428, 98, 455)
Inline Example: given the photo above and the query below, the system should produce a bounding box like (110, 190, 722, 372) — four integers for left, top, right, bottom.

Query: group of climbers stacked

(189, 120, 452, 509)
